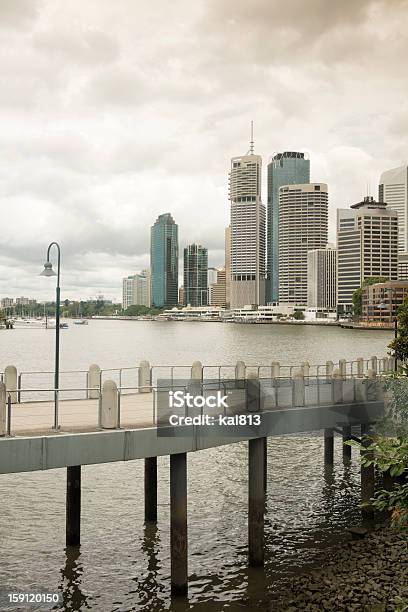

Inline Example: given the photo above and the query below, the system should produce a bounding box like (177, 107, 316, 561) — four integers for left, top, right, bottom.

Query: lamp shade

(40, 261, 57, 277)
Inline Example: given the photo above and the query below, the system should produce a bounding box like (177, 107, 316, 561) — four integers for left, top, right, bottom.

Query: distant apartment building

(397, 252, 408, 281)
(16, 297, 36, 306)
(229, 136, 265, 308)
(278, 184, 328, 305)
(183, 243, 208, 306)
(336, 196, 398, 314)
(362, 281, 408, 323)
(211, 268, 227, 307)
(122, 271, 150, 310)
(1, 297, 14, 308)
(267, 152, 310, 303)
(178, 286, 185, 305)
(307, 245, 337, 310)
(150, 213, 178, 308)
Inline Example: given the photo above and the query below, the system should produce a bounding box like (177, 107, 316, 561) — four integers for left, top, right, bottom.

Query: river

(0, 321, 392, 611)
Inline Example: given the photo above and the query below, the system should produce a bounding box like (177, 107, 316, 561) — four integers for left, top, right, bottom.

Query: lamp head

(40, 261, 57, 277)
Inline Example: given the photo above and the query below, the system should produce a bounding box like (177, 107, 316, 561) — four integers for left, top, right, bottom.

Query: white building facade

(336, 196, 398, 314)
(229, 147, 266, 308)
(307, 245, 337, 310)
(278, 183, 328, 305)
(122, 271, 151, 310)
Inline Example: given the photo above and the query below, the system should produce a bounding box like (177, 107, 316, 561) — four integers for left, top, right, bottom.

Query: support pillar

(145, 457, 157, 522)
(248, 437, 265, 567)
(170, 453, 188, 596)
(360, 424, 375, 519)
(342, 425, 352, 462)
(324, 428, 334, 464)
(66, 465, 81, 546)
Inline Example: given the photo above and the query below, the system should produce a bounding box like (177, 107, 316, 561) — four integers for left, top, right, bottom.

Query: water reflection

(58, 547, 88, 611)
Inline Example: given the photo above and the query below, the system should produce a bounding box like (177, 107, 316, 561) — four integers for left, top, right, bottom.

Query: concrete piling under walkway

(324, 428, 334, 464)
(248, 437, 265, 567)
(170, 453, 188, 596)
(66, 465, 81, 546)
(144, 457, 157, 523)
(342, 425, 352, 462)
(360, 424, 375, 519)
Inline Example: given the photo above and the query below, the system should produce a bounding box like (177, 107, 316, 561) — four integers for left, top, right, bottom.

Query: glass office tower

(150, 213, 178, 308)
(183, 243, 208, 306)
(267, 152, 310, 303)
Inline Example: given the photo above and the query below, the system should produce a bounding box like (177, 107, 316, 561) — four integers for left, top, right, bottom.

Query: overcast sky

(1, 0, 407, 301)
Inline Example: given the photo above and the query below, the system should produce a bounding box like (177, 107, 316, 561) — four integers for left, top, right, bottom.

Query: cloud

(0, 0, 407, 300)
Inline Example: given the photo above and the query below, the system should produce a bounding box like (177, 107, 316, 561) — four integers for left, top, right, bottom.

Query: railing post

(292, 370, 305, 407)
(17, 373, 22, 403)
(139, 360, 151, 393)
(248, 437, 265, 566)
(246, 371, 260, 412)
(4, 365, 17, 404)
(145, 457, 158, 522)
(360, 424, 375, 519)
(66, 465, 81, 546)
(369, 356, 378, 374)
(101, 380, 119, 428)
(339, 359, 347, 380)
(356, 357, 364, 378)
(88, 364, 101, 399)
(271, 361, 280, 379)
(301, 361, 310, 385)
(325, 360, 333, 382)
(332, 368, 343, 404)
(235, 360, 245, 379)
(170, 453, 188, 596)
(191, 361, 203, 381)
(0, 382, 6, 436)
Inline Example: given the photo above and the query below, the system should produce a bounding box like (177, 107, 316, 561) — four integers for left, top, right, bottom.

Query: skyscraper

(379, 165, 408, 251)
(183, 243, 208, 306)
(224, 225, 231, 308)
(150, 213, 178, 308)
(336, 196, 398, 314)
(267, 152, 310, 303)
(229, 131, 265, 308)
(307, 245, 337, 310)
(278, 184, 328, 305)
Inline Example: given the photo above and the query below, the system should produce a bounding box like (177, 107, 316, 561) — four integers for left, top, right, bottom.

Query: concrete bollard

(271, 361, 280, 379)
(247, 371, 261, 412)
(326, 360, 334, 381)
(101, 380, 119, 428)
(191, 361, 203, 381)
(0, 382, 6, 436)
(388, 356, 396, 372)
(332, 368, 343, 404)
(339, 359, 347, 380)
(356, 357, 364, 378)
(301, 361, 310, 386)
(87, 364, 101, 399)
(139, 360, 151, 393)
(379, 357, 388, 374)
(292, 370, 305, 407)
(4, 365, 17, 404)
(235, 360, 246, 384)
(365, 369, 379, 402)
(369, 356, 378, 373)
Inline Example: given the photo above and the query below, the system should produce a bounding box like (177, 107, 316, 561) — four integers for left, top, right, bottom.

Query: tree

(389, 296, 408, 365)
(293, 310, 305, 320)
(352, 276, 388, 316)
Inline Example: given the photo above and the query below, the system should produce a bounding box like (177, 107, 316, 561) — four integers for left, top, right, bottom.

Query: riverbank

(271, 525, 408, 611)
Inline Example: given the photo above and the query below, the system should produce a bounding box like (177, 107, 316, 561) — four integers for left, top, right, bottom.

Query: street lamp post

(40, 242, 61, 429)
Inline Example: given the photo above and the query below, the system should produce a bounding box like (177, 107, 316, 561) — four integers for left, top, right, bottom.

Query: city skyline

(0, 0, 407, 300)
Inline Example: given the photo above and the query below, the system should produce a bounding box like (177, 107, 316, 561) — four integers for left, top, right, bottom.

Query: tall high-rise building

(122, 271, 150, 310)
(183, 243, 208, 306)
(267, 152, 310, 303)
(336, 196, 398, 314)
(307, 245, 337, 310)
(224, 225, 231, 307)
(211, 268, 227, 307)
(150, 213, 178, 308)
(379, 165, 408, 251)
(229, 133, 265, 308)
(278, 184, 328, 305)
